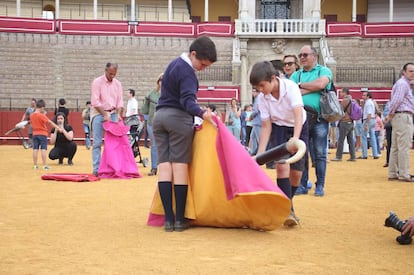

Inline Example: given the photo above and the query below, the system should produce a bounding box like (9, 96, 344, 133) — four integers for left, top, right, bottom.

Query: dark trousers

(336, 121, 356, 159)
(49, 142, 77, 161)
(385, 123, 392, 164)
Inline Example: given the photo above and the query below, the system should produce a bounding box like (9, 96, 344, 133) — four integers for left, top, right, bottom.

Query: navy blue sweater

(157, 56, 205, 118)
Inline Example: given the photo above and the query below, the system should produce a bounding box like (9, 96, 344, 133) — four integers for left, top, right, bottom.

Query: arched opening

(42, 4, 55, 19)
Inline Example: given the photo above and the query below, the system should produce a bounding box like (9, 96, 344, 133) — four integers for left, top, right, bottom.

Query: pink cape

(147, 116, 290, 231)
(98, 120, 141, 179)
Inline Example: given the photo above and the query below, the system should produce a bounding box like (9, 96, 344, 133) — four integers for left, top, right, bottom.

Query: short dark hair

(36, 99, 45, 108)
(86, 101, 91, 105)
(128, 89, 135, 97)
(250, 61, 277, 86)
(403, 63, 414, 71)
(189, 36, 217, 63)
(341, 87, 350, 95)
(106, 62, 118, 70)
(207, 104, 216, 112)
(363, 91, 372, 98)
(59, 98, 66, 105)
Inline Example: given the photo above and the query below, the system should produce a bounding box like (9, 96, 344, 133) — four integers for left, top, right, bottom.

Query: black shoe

(174, 220, 190, 232)
(347, 158, 356, 162)
(357, 156, 367, 159)
(148, 168, 157, 176)
(373, 156, 380, 159)
(383, 163, 389, 167)
(68, 160, 74, 166)
(164, 221, 174, 232)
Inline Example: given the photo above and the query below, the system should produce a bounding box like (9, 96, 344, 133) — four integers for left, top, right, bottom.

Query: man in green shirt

(290, 45, 333, 197)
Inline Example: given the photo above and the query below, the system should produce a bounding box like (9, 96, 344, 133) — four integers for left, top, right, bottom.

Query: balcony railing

(196, 65, 232, 82)
(235, 19, 326, 38)
(336, 67, 396, 85)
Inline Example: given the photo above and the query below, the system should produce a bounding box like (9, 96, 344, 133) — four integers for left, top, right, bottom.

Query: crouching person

(49, 112, 77, 165)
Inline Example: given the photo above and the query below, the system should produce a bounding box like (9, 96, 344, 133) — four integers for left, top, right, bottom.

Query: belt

(395, 111, 413, 115)
(105, 108, 116, 113)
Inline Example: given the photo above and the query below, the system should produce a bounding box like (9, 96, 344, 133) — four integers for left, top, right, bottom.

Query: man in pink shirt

(91, 62, 124, 176)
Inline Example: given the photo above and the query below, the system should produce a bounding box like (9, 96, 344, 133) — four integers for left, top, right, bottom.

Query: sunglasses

(283, 62, 295, 67)
(298, 53, 311, 58)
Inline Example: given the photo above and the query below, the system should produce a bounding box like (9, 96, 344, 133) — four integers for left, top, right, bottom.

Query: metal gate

(261, 0, 291, 19)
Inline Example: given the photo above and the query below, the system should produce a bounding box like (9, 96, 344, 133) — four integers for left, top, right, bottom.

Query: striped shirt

(389, 76, 414, 114)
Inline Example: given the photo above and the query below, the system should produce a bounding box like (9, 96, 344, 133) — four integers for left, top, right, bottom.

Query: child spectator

(30, 99, 59, 170)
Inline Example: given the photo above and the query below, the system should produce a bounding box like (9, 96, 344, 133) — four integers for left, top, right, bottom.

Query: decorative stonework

(271, 39, 286, 54)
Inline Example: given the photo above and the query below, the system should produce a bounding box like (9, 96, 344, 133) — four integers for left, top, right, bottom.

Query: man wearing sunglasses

(289, 45, 333, 197)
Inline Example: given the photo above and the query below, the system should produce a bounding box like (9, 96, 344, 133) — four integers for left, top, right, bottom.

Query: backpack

(347, 100, 363, 121)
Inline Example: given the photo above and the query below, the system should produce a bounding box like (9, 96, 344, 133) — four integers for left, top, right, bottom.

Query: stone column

(130, 0, 136, 21)
(389, 0, 394, 22)
(352, 0, 357, 22)
(55, 0, 60, 19)
(168, 0, 173, 22)
(16, 0, 21, 17)
(93, 0, 97, 20)
(204, 0, 209, 21)
(239, 39, 249, 106)
(303, 0, 320, 19)
(239, 0, 255, 19)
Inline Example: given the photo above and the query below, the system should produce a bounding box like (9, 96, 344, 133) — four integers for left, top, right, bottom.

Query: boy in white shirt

(250, 61, 308, 227)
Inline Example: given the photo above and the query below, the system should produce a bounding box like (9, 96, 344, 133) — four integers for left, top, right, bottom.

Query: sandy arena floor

(0, 144, 413, 274)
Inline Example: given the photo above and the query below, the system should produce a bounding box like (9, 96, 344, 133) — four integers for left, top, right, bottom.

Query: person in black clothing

(55, 98, 70, 121)
(49, 112, 77, 165)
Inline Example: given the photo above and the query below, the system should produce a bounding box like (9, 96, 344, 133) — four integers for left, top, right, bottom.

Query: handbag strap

(318, 67, 333, 93)
(344, 99, 352, 113)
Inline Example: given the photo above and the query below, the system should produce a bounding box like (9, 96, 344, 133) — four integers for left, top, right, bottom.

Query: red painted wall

(0, 111, 86, 146)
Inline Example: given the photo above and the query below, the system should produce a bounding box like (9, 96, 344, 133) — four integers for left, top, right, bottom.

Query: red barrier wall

(0, 111, 86, 146)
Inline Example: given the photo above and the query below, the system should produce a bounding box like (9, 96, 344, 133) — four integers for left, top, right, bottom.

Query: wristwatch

(298, 82, 302, 89)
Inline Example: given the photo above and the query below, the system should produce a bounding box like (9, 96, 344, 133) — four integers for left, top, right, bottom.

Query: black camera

(384, 211, 412, 245)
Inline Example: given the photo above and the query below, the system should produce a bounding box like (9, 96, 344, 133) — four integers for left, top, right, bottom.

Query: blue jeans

(241, 126, 247, 145)
(83, 123, 91, 148)
(300, 120, 329, 188)
(146, 123, 158, 170)
(91, 113, 118, 173)
(227, 124, 241, 142)
(362, 119, 379, 158)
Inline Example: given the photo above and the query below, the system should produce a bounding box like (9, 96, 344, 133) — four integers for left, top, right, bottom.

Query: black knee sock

(174, 184, 188, 222)
(158, 181, 174, 223)
(291, 186, 298, 199)
(277, 178, 292, 199)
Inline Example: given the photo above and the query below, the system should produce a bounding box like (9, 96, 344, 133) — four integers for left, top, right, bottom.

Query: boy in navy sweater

(152, 36, 217, 232)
